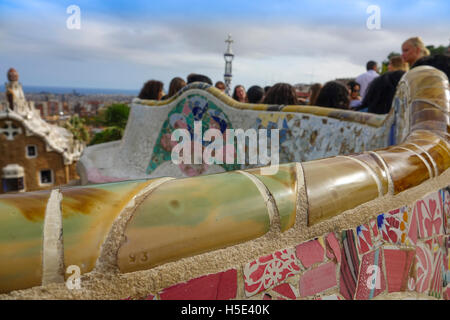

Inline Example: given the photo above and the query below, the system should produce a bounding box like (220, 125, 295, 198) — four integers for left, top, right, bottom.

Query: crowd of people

(138, 36, 449, 115)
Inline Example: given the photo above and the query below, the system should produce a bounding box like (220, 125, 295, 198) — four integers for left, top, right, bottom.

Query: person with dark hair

(411, 54, 450, 80)
(347, 80, 362, 110)
(355, 60, 379, 99)
(232, 85, 248, 103)
(262, 83, 298, 105)
(215, 81, 226, 92)
(162, 77, 186, 99)
(138, 80, 164, 100)
(308, 83, 322, 105)
(360, 70, 405, 114)
(187, 73, 213, 85)
(315, 81, 350, 110)
(247, 85, 264, 103)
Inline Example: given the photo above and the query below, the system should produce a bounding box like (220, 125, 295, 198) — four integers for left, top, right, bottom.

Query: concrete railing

(0, 66, 449, 299)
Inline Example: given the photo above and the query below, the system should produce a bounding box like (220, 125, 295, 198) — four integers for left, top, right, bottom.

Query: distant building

(334, 78, 355, 87)
(0, 68, 83, 193)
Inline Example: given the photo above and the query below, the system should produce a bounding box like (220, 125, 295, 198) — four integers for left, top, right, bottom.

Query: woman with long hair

(262, 83, 298, 105)
(138, 80, 164, 100)
(315, 81, 350, 110)
(232, 85, 248, 103)
(165, 77, 186, 99)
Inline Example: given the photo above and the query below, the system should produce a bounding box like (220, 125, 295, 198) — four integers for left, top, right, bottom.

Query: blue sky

(0, 0, 449, 91)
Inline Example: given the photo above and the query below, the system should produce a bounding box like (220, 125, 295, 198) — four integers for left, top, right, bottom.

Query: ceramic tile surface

(339, 230, 360, 300)
(244, 248, 301, 297)
(384, 248, 415, 292)
(415, 191, 445, 239)
(159, 269, 237, 300)
(295, 238, 325, 268)
(299, 262, 337, 297)
(355, 248, 386, 299)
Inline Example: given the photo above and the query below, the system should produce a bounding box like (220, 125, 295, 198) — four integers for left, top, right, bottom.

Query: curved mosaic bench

(78, 79, 394, 184)
(0, 66, 449, 300)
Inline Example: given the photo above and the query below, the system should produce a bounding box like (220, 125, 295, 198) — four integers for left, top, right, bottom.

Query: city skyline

(0, 0, 449, 92)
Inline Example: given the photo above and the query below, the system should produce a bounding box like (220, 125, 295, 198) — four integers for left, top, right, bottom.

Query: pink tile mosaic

(272, 282, 298, 300)
(325, 232, 341, 263)
(429, 239, 444, 299)
(295, 239, 325, 268)
(377, 206, 410, 245)
(356, 223, 373, 255)
(339, 230, 359, 300)
(408, 204, 418, 245)
(369, 218, 382, 246)
(299, 262, 337, 297)
(159, 269, 237, 300)
(415, 191, 445, 239)
(355, 248, 386, 299)
(384, 248, 415, 293)
(445, 236, 450, 288)
(411, 241, 434, 293)
(243, 248, 301, 297)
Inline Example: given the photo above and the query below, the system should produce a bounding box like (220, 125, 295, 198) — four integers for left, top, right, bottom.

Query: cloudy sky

(0, 0, 449, 92)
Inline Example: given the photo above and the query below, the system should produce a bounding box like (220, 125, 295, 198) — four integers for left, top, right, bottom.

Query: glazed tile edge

(94, 177, 176, 273)
(0, 66, 449, 296)
(41, 189, 64, 286)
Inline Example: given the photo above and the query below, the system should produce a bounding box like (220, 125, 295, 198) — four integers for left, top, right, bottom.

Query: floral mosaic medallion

(147, 94, 240, 176)
(243, 248, 301, 297)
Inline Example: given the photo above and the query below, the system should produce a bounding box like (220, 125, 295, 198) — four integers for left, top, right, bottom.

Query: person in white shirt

(355, 61, 379, 100)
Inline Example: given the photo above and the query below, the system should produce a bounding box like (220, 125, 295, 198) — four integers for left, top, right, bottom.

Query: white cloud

(1, 1, 448, 90)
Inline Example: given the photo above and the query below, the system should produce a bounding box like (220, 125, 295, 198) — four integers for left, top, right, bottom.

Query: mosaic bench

(0, 66, 449, 300)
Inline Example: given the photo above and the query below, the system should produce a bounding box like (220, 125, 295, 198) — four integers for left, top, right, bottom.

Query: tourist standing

(401, 37, 430, 67)
(232, 85, 248, 103)
(355, 61, 379, 100)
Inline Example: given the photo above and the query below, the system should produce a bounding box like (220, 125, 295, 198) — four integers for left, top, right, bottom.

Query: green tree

(88, 103, 130, 146)
(103, 103, 130, 128)
(88, 127, 124, 146)
(63, 114, 90, 143)
(426, 45, 447, 55)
